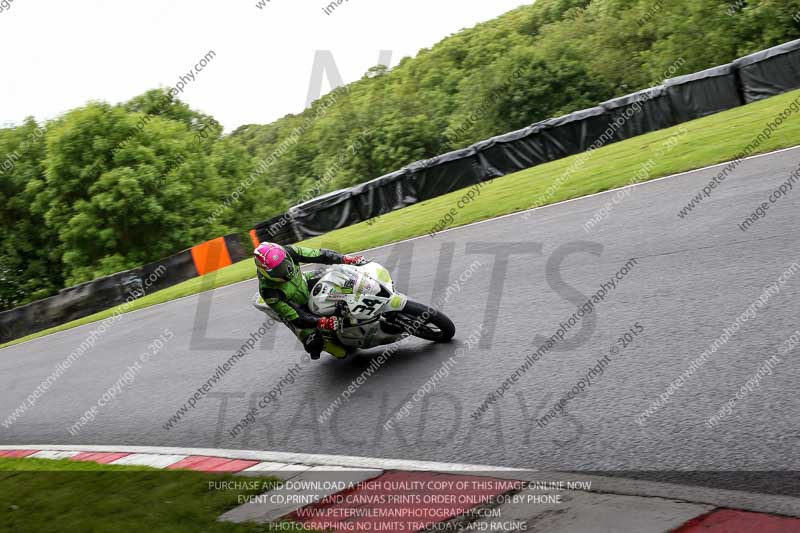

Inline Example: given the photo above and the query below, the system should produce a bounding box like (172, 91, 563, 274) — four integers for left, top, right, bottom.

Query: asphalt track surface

(2, 147, 799, 497)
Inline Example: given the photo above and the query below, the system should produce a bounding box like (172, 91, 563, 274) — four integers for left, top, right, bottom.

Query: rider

(254, 242, 366, 360)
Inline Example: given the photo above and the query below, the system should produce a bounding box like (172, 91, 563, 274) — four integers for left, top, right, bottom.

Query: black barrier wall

(253, 38, 800, 245)
(664, 64, 743, 123)
(0, 233, 246, 343)
(734, 40, 800, 103)
(0, 268, 161, 344)
(471, 125, 550, 176)
(223, 234, 250, 264)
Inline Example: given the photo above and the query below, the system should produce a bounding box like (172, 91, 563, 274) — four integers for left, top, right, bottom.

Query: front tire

(386, 300, 455, 342)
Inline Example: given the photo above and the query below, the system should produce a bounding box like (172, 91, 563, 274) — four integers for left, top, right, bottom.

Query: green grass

(3, 89, 800, 349)
(0, 457, 308, 532)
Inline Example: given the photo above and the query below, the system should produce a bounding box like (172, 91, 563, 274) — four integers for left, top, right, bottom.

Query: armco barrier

(664, 63, 743, 123)
(349, 169, 415, 224)
(402, 147, 497, 202)
(0, 269, 152, 345)
(288, 188, 358, 239)
(733, 39, 800, 103)
(252, 38, 800, 245)
(471, 124, 550, 176)
(599, 85, 677, 141)
(538, 106, 612, 160)
(253, 212, 302, 245)
(0, 234, 249, 344)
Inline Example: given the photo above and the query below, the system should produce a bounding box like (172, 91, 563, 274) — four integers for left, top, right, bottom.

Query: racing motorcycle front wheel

(384, 300, 455, 342)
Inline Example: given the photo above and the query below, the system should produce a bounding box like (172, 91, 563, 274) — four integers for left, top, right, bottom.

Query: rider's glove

(317, 316, 340, 332)
(343, 255, 367, 266)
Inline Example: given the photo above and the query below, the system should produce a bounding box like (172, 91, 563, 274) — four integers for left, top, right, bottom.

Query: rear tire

(387, 300, 455, 342)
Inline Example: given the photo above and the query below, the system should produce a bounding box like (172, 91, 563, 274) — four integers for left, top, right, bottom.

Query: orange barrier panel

(249, 229, 260, 249)
(191, 237, 233, 276)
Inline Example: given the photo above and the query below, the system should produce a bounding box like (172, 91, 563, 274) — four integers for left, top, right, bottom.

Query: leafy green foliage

(0, 119, 55, 308)
(30, 99, 238, 285)
(230, 0, 800, 190)
(1, 0, 799, 309)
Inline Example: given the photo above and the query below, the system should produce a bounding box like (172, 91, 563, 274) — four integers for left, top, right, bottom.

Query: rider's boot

(303, 331, 347, 360)
(303, 331, 324, 360)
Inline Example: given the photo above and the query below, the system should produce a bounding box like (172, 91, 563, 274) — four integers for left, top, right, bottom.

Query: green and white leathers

(256, 245, 347, 340)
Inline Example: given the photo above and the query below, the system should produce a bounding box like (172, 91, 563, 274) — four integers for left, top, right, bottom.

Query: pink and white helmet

(254, 242, 296, 282)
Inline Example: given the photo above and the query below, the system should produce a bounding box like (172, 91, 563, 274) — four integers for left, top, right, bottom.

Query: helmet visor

(265, 257, 295, 282)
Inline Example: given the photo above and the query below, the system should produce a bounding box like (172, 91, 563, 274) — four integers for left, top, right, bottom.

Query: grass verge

(3, 89, 800, 349)
(0, 457, 305, 532)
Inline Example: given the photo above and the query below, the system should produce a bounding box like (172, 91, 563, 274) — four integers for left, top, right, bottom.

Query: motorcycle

(253, 260, 455, 358)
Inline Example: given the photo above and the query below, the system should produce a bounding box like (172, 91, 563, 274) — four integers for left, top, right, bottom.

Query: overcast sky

(0, 0, 529, 131)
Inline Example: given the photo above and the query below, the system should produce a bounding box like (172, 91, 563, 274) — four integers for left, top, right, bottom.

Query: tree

(0, 119, 56, 309)
(32, 101, 232, 285)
